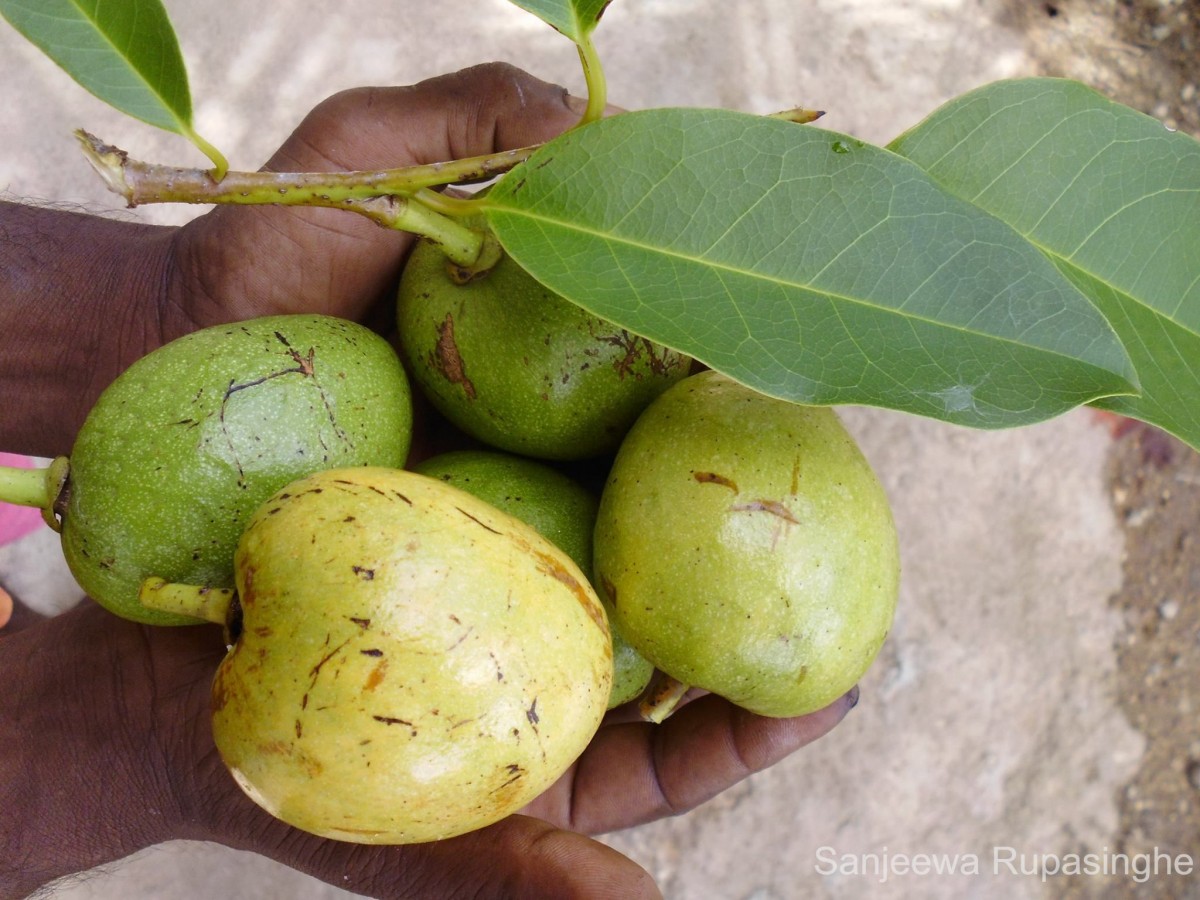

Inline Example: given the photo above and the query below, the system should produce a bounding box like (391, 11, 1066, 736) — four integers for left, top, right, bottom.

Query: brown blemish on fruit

(432, 313, 477, 399)
(457, 506, 501, 534)
(360, 648, 383, 657)
(694, 471, 739, 492)
(352, 565, 375, 580)
(791, 457, 802, 495)
(349, 616, 371, 629)
(598, 331, 682, 379)
(307, 635, 353, 696)
(601, 574, 617, 607)
(373, 715, 417, 737)
(219, 335, 346, 483)
(364, 658, 388, 691)
(529, 545, 606, 633)
(211, 668, 232, 713)
(731, 499, 800, 525)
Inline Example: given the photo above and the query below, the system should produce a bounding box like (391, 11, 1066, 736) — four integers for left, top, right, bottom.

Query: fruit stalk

(0, 456, 68, 531)
(138, 577, 235, 626)
(0, 463, 53, 509)
(638, 672, 692, 724)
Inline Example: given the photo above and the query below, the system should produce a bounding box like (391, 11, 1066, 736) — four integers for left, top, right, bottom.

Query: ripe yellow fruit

(204, 467, 612, 843)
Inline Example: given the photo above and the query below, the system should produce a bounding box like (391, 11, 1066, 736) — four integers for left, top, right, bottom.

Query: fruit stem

(0, 463, 53, 509)
(638, 672, 692, 724)
(0, 456, 69, 531)
(139, 577, 235, 626)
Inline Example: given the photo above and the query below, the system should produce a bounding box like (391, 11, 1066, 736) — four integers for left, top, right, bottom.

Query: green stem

(0, 464, 52, 508)
(76, 129, 537, 206)
(574, 31, 609, 127)
(139, 577, 234, 626)
(77, 129, 490, 267)
(182, 124, 230, 181)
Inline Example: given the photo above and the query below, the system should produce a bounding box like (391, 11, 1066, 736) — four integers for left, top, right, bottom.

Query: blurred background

(2, 1, 1197, 897)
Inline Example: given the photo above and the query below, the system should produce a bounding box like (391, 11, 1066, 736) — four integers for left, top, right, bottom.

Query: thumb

(173, 63, 584, 326)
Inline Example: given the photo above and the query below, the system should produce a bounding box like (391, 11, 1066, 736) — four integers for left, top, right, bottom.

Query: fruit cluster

(0, 244, 898, 844)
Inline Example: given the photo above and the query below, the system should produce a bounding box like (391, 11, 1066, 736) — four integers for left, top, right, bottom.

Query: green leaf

(0, 0, 225, 172)
(505, 0, 610, 41)
(890, 78, 1200, 450)
(483, 108, 1137, 430)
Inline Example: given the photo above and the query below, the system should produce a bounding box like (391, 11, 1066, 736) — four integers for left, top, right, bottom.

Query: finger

(0, 582, 49, 634)
(177, 63, 584, 326)
(527, 688, 858, 833)
(219, 810, 660, 900)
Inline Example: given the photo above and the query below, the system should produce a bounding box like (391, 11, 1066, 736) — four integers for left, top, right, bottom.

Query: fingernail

(844, 685, 861, 711)
(564, 93, 589, 115)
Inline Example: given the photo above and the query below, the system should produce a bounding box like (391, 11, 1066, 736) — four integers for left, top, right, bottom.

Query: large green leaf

(890, 78, 1200, 449)
(0, 0, 223, 169)
(483, 108, 1137, 429)
(505, 0, 610, 41)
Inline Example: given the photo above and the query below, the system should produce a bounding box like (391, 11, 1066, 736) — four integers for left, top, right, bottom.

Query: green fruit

(60, 315, 412, 625)
(593, 370, 899, 719)
(412, 449, 654, 707)
(202, 466, 611, 843)
(396, 233, 691, 460)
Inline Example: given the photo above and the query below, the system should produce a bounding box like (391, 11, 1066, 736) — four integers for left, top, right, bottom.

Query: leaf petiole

(574, 30, 608, 127)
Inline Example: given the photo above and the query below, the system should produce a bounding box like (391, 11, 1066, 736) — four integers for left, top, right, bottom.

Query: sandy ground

(2, 1, 1197, 898)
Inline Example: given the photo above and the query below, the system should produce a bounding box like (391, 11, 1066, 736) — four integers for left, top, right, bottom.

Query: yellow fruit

(413, 449, 654, 707)
(205, 467, 612, 843)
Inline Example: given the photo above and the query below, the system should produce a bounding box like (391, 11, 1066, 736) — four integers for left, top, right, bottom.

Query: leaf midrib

(489, 204, 1135, 381)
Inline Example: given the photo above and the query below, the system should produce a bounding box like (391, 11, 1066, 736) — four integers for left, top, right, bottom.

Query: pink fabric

(0, 453, 46, 544)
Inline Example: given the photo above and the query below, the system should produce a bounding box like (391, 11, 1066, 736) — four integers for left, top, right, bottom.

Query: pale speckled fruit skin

(396, 235, 691, 460)
(411, 449, 654, 708)
(61, 315, 412, 626)
(212, 466, 612, 844)
(593, 371, 900, 718)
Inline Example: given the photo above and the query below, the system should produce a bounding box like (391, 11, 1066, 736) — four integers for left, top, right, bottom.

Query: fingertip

(517, 820, 663, 900)
(0, 585, 11, 629)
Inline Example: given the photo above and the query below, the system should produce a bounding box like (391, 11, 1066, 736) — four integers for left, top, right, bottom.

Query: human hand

(0, 63, 586, 455)
(0, 63, 856, 898)
(0, 598, 854, 900)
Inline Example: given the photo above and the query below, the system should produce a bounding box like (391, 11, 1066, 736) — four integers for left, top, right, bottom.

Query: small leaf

(505, 0, 611, 41)
(890, 78, 1200, 450)
(484, 108, 1137, 430)
(0, 0, 226, 172)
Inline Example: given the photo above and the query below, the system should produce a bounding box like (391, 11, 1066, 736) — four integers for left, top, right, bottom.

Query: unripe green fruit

(594, 371, 899, 718)
(206, 466, 612, 843)
(412, 449, 654, 707)
(61, 315, 412, 625)
(396, 234, 691, 460)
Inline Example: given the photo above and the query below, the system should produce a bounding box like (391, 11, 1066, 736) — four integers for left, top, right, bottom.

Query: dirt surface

(1005, 1, 1200, 895)
(1004, 0, 1199, 135)
(1073, 422, 1200, 898)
